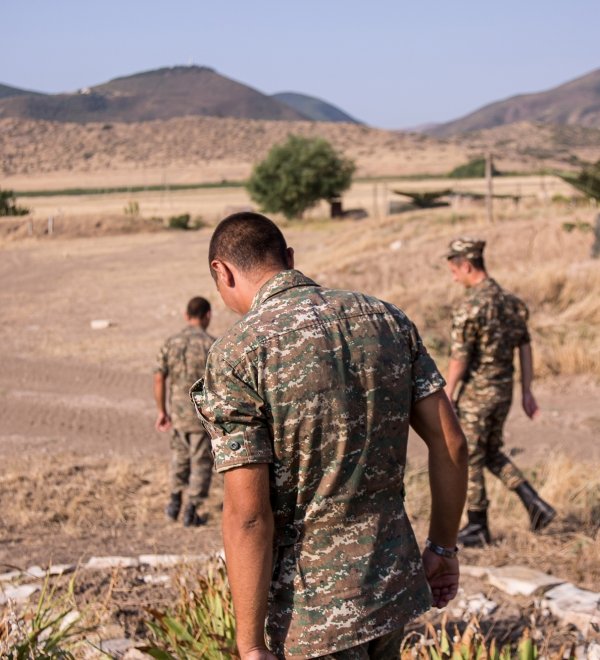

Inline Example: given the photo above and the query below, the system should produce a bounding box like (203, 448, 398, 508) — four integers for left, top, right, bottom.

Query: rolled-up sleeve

(190, 352, 272, 473)
(409, 322, 446, 402)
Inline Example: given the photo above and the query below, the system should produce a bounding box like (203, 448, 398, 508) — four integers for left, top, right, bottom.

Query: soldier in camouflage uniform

(191, 212, 468, 660)
(154, 296, 215, 527)
(445, 238, 556, 547)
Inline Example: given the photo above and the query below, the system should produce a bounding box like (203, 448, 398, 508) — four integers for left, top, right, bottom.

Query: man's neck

(468, 271, 488, 288)
(242, 267, 288, 312)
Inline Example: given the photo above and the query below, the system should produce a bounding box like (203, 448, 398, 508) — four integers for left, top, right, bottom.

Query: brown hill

(0, 83, 45, 100)
(430, 68, 600, 137)
(2, 117, 599, 188)
(0, 66, 307, 123)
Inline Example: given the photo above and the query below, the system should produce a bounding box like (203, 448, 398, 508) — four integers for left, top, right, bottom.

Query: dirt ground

(1, 214, 598, 571)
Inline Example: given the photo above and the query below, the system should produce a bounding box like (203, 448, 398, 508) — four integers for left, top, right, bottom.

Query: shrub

(559, 159, 600, 202)
(168, 213, 191, 230)
(0, 189, 29, 216)
(449, 158, 501, 179)
(0, 574, 88, 659)
(143, 559, 237, 659)
(124, 200, 140, 217)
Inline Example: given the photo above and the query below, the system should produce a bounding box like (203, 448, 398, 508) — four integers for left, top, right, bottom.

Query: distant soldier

(445, 238, 556, 547)
(154, 297, 215, 527)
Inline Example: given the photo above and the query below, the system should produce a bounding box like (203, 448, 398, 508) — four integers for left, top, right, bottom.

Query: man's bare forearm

(519, 343, 534, 393)
(411, 390, 468, 546)
(223, 465, 274, 658)
(153, 372, 167, 414)
(444, 358, 467, 401)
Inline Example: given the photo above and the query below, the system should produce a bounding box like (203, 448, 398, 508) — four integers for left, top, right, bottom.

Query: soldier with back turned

(445, 237, 556, 547)
(154, 296, 215, 527)
(191, 212, 468, 659)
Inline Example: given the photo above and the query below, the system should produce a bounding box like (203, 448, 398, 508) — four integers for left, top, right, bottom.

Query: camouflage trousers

(314, 627, 405, 659)
(170, 429, 213, 506)
(457, 392, 525, 512)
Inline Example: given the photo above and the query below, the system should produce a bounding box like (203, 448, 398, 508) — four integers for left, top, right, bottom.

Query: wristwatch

(425, 538, 459, 558)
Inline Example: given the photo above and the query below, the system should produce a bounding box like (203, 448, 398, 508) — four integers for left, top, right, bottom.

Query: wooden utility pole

(372, 183, 379, 219)
(485, 152, 494, 223)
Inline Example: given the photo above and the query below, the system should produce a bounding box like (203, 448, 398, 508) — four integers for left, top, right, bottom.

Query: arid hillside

(0, 66, 307, 123)
(2, 116, 600, 192)
(430, 67, 600, 136)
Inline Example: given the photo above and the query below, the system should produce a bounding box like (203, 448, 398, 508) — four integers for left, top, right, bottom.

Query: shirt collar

(250, 269, 319, 312)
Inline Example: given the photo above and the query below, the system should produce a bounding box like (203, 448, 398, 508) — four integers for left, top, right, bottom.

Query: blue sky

(2, 0, 599, 129)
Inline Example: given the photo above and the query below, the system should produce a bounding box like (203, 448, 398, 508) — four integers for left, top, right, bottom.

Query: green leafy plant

(143, 559, 238, 659)
(0, 188, 29, 216)
(124, 200, 140, 217)
(449, 158, 501, 179)
(168, 213, 192, 230)
(400, 614, 576, 660)
(0, 574, 86, 659)
(246, 135, 355, 219)
(558, 159, 600, 202)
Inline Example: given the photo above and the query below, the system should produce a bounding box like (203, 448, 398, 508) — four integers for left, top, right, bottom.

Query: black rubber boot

(165, 493, 182, 521)
(183, 504, 207, 527)
(515, 481, 556, 531)
(457, 510, 491, 547)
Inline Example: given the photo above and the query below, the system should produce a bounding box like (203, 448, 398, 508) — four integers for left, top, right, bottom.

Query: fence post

(485, 152, 494, 223)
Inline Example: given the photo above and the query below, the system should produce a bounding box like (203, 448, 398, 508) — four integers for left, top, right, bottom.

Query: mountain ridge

(429, 67, 600, 136)
(0, 66, 309, 123)
(272, 92, 361, 124)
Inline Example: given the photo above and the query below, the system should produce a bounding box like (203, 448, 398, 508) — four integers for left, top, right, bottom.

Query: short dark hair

(448, 255, 486, 272)
(209, 212, 288, 273)
(187, 296, 211, 319)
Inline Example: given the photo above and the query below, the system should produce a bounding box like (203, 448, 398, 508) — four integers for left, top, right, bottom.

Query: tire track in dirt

(0, 356, 161, 459)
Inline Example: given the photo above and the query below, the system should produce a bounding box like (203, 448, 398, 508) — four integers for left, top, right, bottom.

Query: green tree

(559, 159, 600, 201)
(246, 135, 355, 219)
(0, 188, 29, 216)
(449, 157, 501, 178)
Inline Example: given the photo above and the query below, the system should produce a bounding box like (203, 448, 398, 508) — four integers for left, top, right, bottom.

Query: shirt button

(229, 441, 241, 451)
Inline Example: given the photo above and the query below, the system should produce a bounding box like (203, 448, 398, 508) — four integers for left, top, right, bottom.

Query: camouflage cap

(446, 237, 486, 260)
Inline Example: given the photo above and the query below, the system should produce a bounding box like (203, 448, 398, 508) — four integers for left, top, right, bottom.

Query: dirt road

(1, 221, 598, 568)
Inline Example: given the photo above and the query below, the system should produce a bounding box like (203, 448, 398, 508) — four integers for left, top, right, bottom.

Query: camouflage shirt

(192, 270, 445, 658)
(155, 325, 214, 432)
(450, 277, 531, 390)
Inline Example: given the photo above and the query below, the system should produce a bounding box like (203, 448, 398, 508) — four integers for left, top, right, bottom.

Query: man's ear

(285, 247, 295, 269)
(211, 259, 235, 288)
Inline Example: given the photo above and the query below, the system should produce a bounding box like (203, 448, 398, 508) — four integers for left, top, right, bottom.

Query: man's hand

(422, 548, 460, 609)
(522, 390, 540, 419)
(241, 649, 277, 660)
(155, 412, 172, 431)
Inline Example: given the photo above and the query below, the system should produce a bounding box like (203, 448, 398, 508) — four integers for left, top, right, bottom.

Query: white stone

(542, 582, 600, 636)
(454, 592, 498, 618)
(585, 642, 600, 660)
(0, 570, 21, 582)
(487, 565, 565, 596)
(26, 564, 74, 578)
(389, 240, 403, 251)
(138, 554, 183, 567)
(0, 583, 40, 604)
(142, 574, 170, 585)
(99, 638, 133, 657)
(85, 556, 139, 569)
(123, 650, 148, 660)
(468, 592, 498, 617)
(460, 564, 491, 579)
(48, 563, 76, 576)
(59, 610, 80, 630)
(90, 319, 111, 330)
